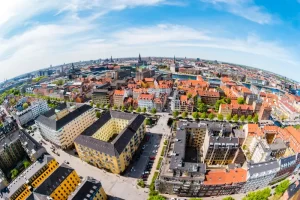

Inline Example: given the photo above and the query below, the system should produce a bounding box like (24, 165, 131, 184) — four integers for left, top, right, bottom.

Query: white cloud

(112, 24, 211, 45)
(200, 0, 273, 24)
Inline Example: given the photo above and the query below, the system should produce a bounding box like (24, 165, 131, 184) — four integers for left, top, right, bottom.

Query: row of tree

(173, 110, 259, 123)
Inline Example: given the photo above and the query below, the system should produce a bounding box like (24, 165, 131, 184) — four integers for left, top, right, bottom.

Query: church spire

(138, 53, 142, 62)
(174, 55, 176, 63)
(110, 56, 113, 62)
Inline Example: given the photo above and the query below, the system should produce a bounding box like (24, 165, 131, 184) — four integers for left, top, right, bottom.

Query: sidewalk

(147, 135, 165, 185)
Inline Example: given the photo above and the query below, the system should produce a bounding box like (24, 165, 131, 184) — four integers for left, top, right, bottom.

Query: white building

(249, 137, 271, 163)
(13, 100, 49, 126)
(240, 160, 280, 193)
(137, 93, 155, 110)
(36, 104, 96, 149)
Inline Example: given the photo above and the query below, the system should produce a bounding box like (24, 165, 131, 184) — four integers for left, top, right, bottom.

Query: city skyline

(1, 0, 300, 81)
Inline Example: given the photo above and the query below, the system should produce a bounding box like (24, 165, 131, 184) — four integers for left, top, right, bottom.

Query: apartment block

(33, 164, 81, 200)
(0, 119, 46, 191)
(92, 89, 113, 105)
(197, 90, 220, 105)
(36, 104, 96, 149)
(74, 111, 145, 174)
(203, 133, 240, 165)
(68, 176, 107, 200)
(201, 167, 247, 197)
(137, 93, 155, 110)
(13, 100, 49, 126)
(239, 160, 279, 193)
(3, 154, 59, 200)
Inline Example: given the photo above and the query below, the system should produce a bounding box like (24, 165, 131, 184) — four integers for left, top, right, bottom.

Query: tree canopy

(242, 188, 271, 200)
(217, 113, 224, 120)
(208, 113, 215, 120)
(181, 111, 188, 118)
(151, 108, 157, 115)
(275, 180, 289, 195)
(192, 112, 199, 119)
(23, 103, 29, 110)
(237, 97, 245, 104)
(233, 114, 239, 122)
(136, 107, 141, 113)
(223, 197, 235, 200)
(173, 110, 179, 118)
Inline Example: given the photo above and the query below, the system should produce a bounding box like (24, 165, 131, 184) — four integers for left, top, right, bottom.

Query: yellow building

(74, 111, 145, 174)
(36, 104, 96, 149)
(68, 176, 107, 200)
(3, 154, 59, 200)
(33, 164, 81, 200)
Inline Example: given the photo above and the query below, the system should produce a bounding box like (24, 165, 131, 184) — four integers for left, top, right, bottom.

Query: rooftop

(36, 104, 92, 131)
(75, 111, 145, 157)
(34, 164, 74, 196)
(68, 176, 103, 200)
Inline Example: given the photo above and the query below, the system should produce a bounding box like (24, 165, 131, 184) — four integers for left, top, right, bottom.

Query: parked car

(149, 156, 155, 160)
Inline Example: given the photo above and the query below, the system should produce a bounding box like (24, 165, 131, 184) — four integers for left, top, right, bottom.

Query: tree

(208, 113, 215, 120)
(96, 111, 101, 118)
(90, 101, 94, 107)
(136, 107, 141, 113)
(233, 114, 239, 122)
(113, 105, 118, 110)
(243, 188, 270, 200)
(200, 112, 207, 119)
(237, 97, 245, 104)
(247, 115, 252, 122)
(187, 93, 192, 99)
(190, 198, 203, 200)
(192, 112, 199, 119)
(223, 197, 235, 200)
(107, 104, 111, 109)
(151, 108, 157, 115)
(198, 103, 208, 113)
(181, 111, 188, 118)
(11, 169, 19, 179)
(145, 118, 152, 126)
(215, 100, 223, 111)
(253, 114, 259, 123)
(217, 114, 224, 121)
(96, 103, 100, 108)
(240, 115, 245, 122)
(275, 180, 290, 195)
(226, 114, 232, 121)
(173, 110, 179, 118)
(148, 195, 166, 200)
(101, 104, 105, 109)
(142, 107, 147, 113)
(23, 103, 29, 110)
(23, 160, 31, 168)
(137, 179, 145, 188)
(128, 106, 133, 112)
(121, 105, 125, 112)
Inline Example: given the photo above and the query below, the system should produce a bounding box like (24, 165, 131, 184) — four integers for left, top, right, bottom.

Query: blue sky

(1, 0, 300, 81)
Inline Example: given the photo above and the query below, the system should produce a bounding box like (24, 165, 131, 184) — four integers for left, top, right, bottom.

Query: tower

(138, 53, 142, 63)
(110, 56, 113, 63)
(174, 55, 176, 63)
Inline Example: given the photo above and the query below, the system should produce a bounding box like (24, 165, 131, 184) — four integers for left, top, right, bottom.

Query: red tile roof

(204, 168, 247, 185)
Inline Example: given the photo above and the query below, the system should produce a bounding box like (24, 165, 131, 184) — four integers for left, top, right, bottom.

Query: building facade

(36, 104, 96, 149)
(74, 111, 145, 174)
